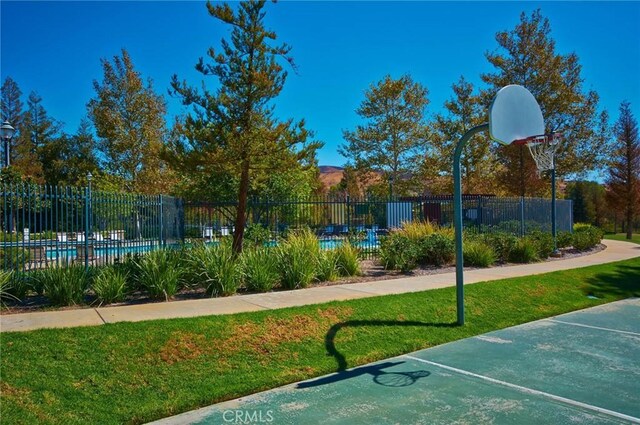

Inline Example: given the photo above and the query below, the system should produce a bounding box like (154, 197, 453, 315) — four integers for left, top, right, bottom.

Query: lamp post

(0, 121, 15, 168)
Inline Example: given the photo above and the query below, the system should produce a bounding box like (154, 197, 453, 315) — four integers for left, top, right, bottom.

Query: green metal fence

(1, 182, 573, 271)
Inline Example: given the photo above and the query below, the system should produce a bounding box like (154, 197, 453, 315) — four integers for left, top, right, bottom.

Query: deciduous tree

(482, 9, 606, 195)
(340, 74, 428, 197)
(88, 49, 169, 193)
(427, 76, 498, 194)
(169, 0, 320, 253)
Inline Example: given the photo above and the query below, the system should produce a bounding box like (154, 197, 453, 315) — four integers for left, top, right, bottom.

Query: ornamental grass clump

(508, 238, 539, 263)
(136, 249, 183, 301)
(242, 247, 280, 292)
(278, 229, 320, 289)
(0, 270, 17, 305)
(32, 265, 90, 306)
(92, 266, 128, 306)
(189, 243, 242, 297)
(334, 240, 361, 277)
(463, 241, 497, 268)
(401, 220, 438, 240)
(316, 250, 339, 282)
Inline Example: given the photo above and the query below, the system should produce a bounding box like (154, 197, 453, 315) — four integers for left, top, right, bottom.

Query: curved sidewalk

(2, 240, 639, 333)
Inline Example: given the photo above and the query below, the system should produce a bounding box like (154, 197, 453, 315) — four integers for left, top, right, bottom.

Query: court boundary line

(545, 319, 640, 336)
(403, 355, 640, 424)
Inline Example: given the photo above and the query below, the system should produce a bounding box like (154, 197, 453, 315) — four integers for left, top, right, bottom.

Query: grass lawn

(604, 233, 640, 244)
(2, 258, 640, 424)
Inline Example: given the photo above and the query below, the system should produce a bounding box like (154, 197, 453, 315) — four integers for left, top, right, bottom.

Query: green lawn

(2, 258, 640, 424)
(604, 233, 640, 244)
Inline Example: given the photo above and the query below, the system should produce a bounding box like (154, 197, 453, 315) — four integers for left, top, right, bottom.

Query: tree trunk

(626, 206, 633, 240)
(232, 161, 250, 254)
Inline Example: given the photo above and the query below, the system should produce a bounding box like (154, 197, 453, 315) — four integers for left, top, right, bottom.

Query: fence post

(346, 195, 351, 232)
(519, 196, 525, 237)
(159, 195, 164, 248)
(84, 175, 92, 272)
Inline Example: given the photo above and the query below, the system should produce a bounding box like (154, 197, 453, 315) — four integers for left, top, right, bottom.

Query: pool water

(45, 236, 380, 260)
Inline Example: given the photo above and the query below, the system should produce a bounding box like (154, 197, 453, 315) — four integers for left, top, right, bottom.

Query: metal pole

(3, 139, 9, 167)
(159, 195, 164, 248)
(84, 174, 92, 272)
(453, 123, 488, 326)
(551, 167, 558, 253)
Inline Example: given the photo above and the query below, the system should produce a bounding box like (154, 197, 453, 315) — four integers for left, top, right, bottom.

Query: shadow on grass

(297, 320, 456, 389)
(584, 263, 640, 299)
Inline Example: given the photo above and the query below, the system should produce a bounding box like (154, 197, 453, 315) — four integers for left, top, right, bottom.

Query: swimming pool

(43, 235, 380, 261)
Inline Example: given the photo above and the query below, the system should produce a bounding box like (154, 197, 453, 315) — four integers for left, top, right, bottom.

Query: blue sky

(1, 1, 639, 167)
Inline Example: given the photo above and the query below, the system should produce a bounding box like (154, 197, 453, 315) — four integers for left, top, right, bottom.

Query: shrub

(557, 231, 573, 249)
(277, 230, 320, 289)
(482, 233, 518, 263)
(188, 243, 242, 297)
(242, 247, 280, 292)
(316, 250, 339, 282)
(333, 241, 361, 276)
(418, 233, 455, 266)
(527, 231, 554, 259)
(463, 241, 496, 267)
(244, 223, 272, 247)
(32, 265, 90, 306)
(136, 249, 183, 301)
(92, 267, 127, 305)
(508, 238, 539, 263)
(379, 234, 419, 272)
(572, 224, 604, 251)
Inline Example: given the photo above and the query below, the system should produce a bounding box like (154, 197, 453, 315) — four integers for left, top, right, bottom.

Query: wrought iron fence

(1, 182, 573, 271)
(0, 182, 181, 272)
(183, 195, 573, 259)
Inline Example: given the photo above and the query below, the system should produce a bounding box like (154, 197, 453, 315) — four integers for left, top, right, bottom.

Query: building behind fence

(1, 183, 572, 271)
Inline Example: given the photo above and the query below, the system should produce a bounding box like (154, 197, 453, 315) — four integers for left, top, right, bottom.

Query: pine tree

(169, 0, 320, 253)
(25, 92, 60, 182)
(340, 74, 429, 197)
(0, 77, 24, 169)
(482, 10, 605, 196)
(88, 49, 168, 193)
(606, 102, 640, 239)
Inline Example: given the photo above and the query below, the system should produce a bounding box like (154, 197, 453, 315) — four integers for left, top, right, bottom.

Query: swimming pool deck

(1, 239, 639, 333)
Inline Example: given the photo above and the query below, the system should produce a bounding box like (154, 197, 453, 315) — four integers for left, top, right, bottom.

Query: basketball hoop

(512, 133, 562, 173)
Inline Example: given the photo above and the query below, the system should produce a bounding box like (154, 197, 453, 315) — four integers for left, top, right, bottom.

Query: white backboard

(489, 85, 544, 145)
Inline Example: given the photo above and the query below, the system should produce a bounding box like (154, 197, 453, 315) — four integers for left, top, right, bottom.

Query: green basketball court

(153, 298, 640, 424)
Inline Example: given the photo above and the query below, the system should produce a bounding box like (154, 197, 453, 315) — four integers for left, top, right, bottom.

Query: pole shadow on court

(297, 320, 457, 389)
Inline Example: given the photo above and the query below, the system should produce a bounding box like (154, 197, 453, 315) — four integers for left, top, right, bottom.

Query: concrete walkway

(2, 240, 638, 333)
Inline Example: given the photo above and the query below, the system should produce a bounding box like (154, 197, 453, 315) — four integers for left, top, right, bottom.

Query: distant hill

(319, 165, 345, 189)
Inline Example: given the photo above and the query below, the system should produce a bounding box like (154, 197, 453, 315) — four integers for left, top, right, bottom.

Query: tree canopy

(482, 9, 607, 195)
(88, 49, 172, 194)
(169, 0, 321, 252)
(340, 74, 429, 197)
(606, 101, 640, 239)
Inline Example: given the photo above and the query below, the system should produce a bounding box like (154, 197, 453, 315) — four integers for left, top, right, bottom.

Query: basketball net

(513, 133, 562, 174)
